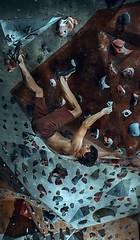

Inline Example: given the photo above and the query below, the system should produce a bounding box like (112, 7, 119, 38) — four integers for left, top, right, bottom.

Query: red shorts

(31, 97, 75, 138)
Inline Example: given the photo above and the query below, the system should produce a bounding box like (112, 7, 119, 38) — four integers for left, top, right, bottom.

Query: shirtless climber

(18, 54, 116, 166)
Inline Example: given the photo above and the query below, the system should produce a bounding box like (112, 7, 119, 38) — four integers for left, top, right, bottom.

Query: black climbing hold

(79, 189, 84, 194)
(24, 122, 28, 128)
(32, 148, 37, 153)
(62, 187, 69, 192)
(98, 229, 105, 237)
(71, 187, 76, 193)
(78, 219, 87, 224)
(10, 97, 16, 104)
(1, 96, 5, 100)
(33, 175, 37, 180)
(33, 160, 38, 167)
(3, 124, 7, 129)
(81, 177, 87, 184)
(3, 104, 7, 110)
(42, 170, 46, 176)
(70, 203, 74, 208)
(13, 113, 18, 118)
(91, 169, 100, 179)
(78, 199, 83, 204)
(102, 168, 107, 174)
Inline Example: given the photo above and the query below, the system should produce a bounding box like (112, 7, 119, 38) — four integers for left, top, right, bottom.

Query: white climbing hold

(107, 101, 113, 107)
(50, 78, 57, 87)
(60, 98, 66, 106)
(100, 76, 110, 90)
(71, 59, 76, 67)
(121, 109, 132, 118)
(90, 129, 100, 139)
(121, 67, 134, 78)
(104, 136, 113, 148)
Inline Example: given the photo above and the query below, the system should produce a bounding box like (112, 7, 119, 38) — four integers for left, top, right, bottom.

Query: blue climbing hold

(117, 12, 131, 26)
(128, 122, 140, 137)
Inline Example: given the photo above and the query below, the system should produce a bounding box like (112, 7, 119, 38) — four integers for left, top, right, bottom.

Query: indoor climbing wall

(1, 0, 140, 235)
(79, 216, 139, 240)
(1, 138, 140, 229)
(0, 189, 139, 239)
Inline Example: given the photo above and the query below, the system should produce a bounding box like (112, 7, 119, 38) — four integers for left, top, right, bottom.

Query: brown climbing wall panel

(9, 1, 140, 232)
(11, 3, 140, 159)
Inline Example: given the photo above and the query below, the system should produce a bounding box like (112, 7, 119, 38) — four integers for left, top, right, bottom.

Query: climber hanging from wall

(11, 51, 122, 167)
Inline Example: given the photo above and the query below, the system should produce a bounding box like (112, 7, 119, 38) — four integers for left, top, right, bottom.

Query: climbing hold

(107, 62, 117, 76)
(112, 38, 133, 55)
(57, 17, 78, 37)
(90, 128, 99, 139)
(117, 12, 131, 26)
(91, 169, 100, 180)
(59, 97, 66, 106)
(130, 93, 140, 106)
(83, 108, 91, 119)
(103, 136, 113, 148)
(115, 12, 131, 36)
(23, 176, 28, 185)
(81, 177, 87, 184)
(10, 97, 16, 104)
(70, 203, 74, 208)
(77, 94, 83, 103)
(41, 42, 48, 53)
(116, 85, 125, 95)
(50, 78, 57, 87)
(115, 147, 126, 155)
(89, 232, 96, 237)
(42, 170, 46, 176)
(121, 67, 134, 78)
(100, 75, 110, 90)
(92, 207, 117, 222)
(37, 184, 47, 196)
(2, 143, 10, 156)
(37, 54, 43, 64)
(71, 59, 76, 67)
(22, 163, 28, 172)
(33, 160, 38, 167)
(24, 122, 28, 128)
(128, 122, 140, 137)
(79, 189, 85, 194)
(22, 131, 35, 141)
(107, 101, 113, 107)
(31, 141, 39, 149)
(78, 199, 84, 204)
(10, 149, 18, 162)
(78, 219, 87, 224)
(62, 187, 69, 192)
(56, 66, 76, 79)
(121, 109, 132, 118)
(136, 152, 140, 158)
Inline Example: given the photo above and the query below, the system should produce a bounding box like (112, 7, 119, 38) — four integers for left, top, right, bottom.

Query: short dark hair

(77, 145, 98, 167)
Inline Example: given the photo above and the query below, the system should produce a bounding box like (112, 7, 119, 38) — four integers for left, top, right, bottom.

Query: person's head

(76, 145, 98, 167)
